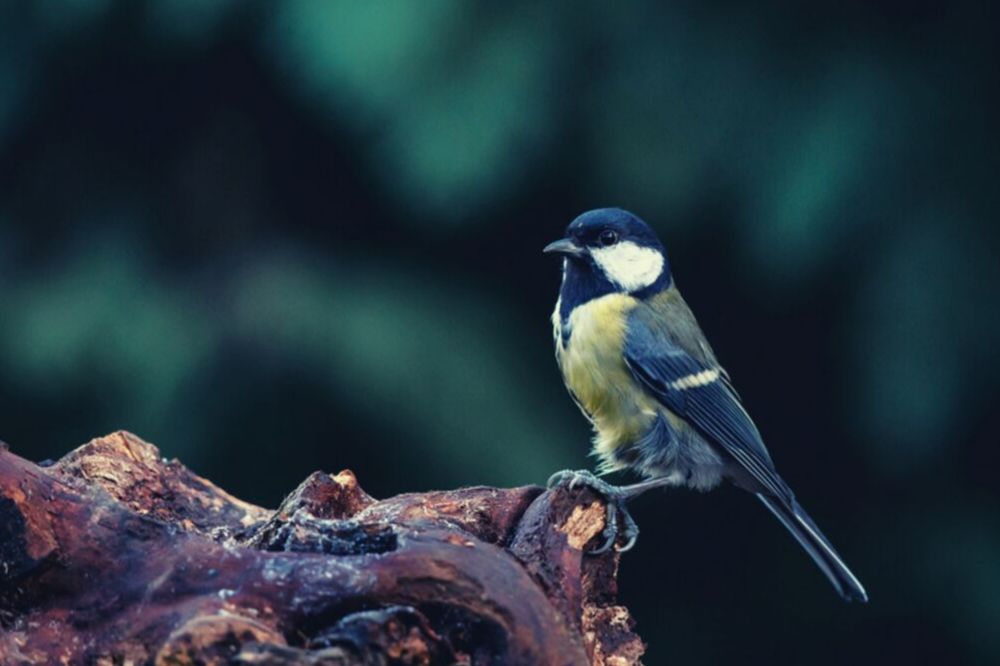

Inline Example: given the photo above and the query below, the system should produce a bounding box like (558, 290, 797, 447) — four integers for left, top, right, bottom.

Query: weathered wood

(0, 431, 644, 665)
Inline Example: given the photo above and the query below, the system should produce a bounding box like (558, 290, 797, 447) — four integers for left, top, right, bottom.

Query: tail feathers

(757, 493, 868, 603)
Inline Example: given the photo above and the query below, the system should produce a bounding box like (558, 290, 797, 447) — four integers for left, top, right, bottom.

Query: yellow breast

(554, 294, 659, 468)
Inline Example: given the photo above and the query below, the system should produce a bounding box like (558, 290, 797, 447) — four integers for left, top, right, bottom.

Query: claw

(617, 535, 638, 553)
(617, 511, 640, 552)
(546, 470, 576, 489)
(590, 501, 619, 554)
(546, 469, 640, 555)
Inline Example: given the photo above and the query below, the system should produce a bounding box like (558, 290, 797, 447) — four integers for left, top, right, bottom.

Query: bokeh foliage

(0, 2, 998, 664)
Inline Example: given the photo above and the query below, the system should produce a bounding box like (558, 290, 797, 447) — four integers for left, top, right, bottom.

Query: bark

(0, 431, 644, 665)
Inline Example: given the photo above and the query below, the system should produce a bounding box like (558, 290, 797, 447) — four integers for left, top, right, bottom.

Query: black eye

(598, 229, 619, 246)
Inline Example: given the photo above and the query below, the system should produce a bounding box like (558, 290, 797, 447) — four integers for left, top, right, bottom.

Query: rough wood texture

(0, 431, 645, 665)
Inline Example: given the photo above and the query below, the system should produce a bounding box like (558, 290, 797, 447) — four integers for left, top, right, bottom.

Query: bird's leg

(615, 476, 679, 498)
(546, 469, 647, 554)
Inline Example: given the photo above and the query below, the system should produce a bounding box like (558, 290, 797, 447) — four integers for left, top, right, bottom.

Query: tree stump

(0, 431, 645, 665)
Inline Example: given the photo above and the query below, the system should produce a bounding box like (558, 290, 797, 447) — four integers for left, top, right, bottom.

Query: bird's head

(544, 208, 671, 303)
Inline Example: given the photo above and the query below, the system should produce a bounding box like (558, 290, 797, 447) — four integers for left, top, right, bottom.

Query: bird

(544, 207, 868, 603)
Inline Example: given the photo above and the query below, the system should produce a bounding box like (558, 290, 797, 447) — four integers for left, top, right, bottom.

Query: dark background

(1, 2, 998, 664)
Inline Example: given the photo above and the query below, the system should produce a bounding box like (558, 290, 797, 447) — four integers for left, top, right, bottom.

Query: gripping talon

(617, 512, 640, 552)
(546, 468, 641, 555)
(617, 535, 638, 553)
(591, 502, 619, 554)
(546, 470, 575, 489)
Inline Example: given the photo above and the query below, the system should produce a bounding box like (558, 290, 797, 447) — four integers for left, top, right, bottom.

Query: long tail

(757, 493, 868, 602)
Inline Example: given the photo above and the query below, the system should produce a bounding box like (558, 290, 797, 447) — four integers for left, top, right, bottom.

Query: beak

(543, 238, 585, 257)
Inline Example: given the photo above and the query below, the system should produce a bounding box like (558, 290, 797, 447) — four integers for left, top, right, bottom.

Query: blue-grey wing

(624, 302, 792, 503)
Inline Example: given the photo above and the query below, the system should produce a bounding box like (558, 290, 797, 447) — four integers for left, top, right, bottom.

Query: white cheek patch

(590, 241, 665, 292)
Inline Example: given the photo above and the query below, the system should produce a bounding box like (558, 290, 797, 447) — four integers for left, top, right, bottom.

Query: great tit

(544, 207, 868, 603)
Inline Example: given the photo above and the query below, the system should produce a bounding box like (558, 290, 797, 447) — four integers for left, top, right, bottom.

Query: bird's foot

(546, 469, 640, 554)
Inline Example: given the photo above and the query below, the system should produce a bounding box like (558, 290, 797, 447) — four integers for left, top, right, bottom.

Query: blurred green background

(1, 1, 998, 664)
